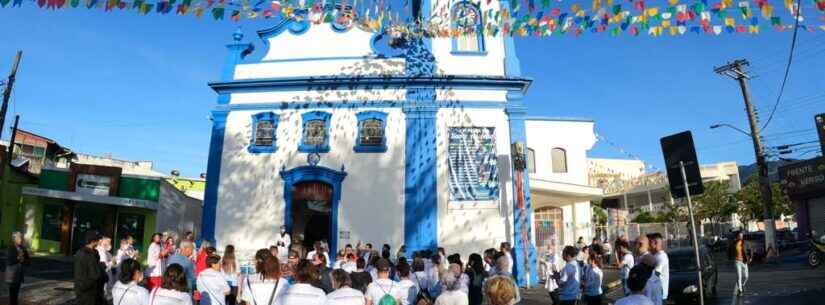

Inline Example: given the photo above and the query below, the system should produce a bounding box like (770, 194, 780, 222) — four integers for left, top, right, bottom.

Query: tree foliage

(633, 211, 661, 223)
(736, 177, 794, 223)
(592, 203, 608, 225)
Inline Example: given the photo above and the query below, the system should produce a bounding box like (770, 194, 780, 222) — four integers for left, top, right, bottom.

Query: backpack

(414, 275, 433, 305)
(378, 283, 398, 305)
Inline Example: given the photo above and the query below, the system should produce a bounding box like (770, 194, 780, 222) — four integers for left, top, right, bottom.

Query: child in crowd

(556, 246, 580, 305)
(615, 265, 655, 305)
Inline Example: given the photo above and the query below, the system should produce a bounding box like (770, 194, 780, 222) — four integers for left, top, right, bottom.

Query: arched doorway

(280, 165, 347, 260)
(291, 181, 333, 251)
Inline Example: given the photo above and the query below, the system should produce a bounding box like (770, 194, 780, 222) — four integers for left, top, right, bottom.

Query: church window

(248, 112, 279, 153)
(354, 111, 388, 153)
(527, 147, 536, 174)
(552, 147, 568, 173)
(451, 1, 485, 55)
(299, 111, 332, 153)
(448, 127, 499, 201)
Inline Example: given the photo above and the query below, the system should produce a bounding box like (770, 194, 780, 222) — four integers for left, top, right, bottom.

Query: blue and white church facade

(201, 0, 602, 286)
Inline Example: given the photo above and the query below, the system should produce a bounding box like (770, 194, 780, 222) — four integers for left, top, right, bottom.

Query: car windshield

(669, 253, 699, 272)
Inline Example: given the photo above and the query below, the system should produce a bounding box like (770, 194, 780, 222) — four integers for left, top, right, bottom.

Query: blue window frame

(451, 1, 486, 55)
(299, 111, 332, 153)
(354, 111, 388, 153)
(248, 112, 279, 153)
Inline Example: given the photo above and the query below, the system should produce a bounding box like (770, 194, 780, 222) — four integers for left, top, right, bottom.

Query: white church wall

(214, 106, 407, 259)
(435, 107, 514, 256)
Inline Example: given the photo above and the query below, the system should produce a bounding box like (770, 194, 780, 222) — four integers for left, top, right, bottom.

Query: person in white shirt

(618, 241, 635, 296)
(365, 259, 405, 305)
(582, 247, 604, 305)
(648, 233, 669, 302)
(499, 243, 513, 275)
(281, 259, 326, 305)
(639, 255, 663, 305)
(241, 250, 290, 305)
(115, 238, 137, 267)
(146, 233, 166, 290)
(556, 246, 580, 305)
(615, 265, 655, 305)
(446, 263, 469, 295)
(112, 259, 149, 305)
(96, 237, 115, 301)
(396, 262, 418, 305)
(412, 258, 433, 301)
(542, 250, 559, 305)
(326, 269, 366, 305)
(221, 245, 241, 305)
(434, 270, 468, 305)
(425, 255, 443, 298)
(198, 255, 231, 305)
(148, 264, 193, 305)
(276, 226, 291, 261)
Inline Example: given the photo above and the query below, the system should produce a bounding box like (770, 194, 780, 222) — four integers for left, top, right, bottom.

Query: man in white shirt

(365, 259, 405, 305)
(640, 255, 663, 305)
(396, 263, 418, 305)
(648, 233, 669, 302)
(281, 260, 326, 305)
(197, 255, 230, 305)
(276, 226, 291, 261)
(615, 264, 655, 305)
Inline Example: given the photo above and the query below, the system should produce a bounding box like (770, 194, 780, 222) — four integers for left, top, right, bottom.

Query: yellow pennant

(761, 5, 773, 18)
(668, 0, 679, 6)
(646, 7, 658, 17)
(662, 19, 671, 27)
(723, 0, 733, 8)
(749, 25, 759, 33)
(724, 17, 735, 26)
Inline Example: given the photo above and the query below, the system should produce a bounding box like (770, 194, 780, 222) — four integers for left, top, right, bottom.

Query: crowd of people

(540, 233, 671, 305)
(67, 228, 525, 305)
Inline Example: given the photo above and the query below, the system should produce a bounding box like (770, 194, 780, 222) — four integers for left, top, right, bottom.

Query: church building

(202, 0, 601, 286)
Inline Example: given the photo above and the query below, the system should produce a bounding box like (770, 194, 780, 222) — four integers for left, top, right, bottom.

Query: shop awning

(529, 177, 604, 209)
(22, 187, 159, 210)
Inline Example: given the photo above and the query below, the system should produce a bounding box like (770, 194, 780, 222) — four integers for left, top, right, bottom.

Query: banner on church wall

(448, 127, 499, 202)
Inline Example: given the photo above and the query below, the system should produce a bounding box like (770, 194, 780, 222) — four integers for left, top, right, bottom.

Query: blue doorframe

(280, 165, 347, 261)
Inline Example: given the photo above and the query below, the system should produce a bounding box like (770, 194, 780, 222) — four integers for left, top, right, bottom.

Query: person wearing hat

(74, 231, 107, 305)
(614, 264, 655, 305)
(365, 258, 404, 305)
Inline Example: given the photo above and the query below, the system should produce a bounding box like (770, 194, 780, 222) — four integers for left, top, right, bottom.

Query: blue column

(506, 92, 538, 287)
(201, 110, 228, 243)
(202, 29, 253, 243)
(403, 88, 439, 258)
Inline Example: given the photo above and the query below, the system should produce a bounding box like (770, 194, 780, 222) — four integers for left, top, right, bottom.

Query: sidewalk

(1, 252, 75, 305)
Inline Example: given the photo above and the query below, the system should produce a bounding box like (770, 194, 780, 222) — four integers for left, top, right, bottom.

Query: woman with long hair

(326, 269, 365, 305)
(221, 245, 240, 305)
(146, 233, 166, 290)
(112, 259, 149, 305)
(149, 264, 193, 305)
(465, 253, 487, 305)
(240, 250, 289, 305)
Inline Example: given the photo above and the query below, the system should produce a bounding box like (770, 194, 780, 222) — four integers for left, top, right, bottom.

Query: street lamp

(709, 123, 752, 137)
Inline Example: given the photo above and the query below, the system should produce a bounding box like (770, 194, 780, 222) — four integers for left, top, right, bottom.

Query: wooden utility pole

(7, 115, 20, 165)
(0, 51, 23, 141)
(714, 59, 777, 251)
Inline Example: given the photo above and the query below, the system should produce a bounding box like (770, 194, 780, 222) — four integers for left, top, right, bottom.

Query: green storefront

(21, 164, 161, 257)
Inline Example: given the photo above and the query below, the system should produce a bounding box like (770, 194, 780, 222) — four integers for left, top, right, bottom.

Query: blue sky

(0, 5, 823, 177)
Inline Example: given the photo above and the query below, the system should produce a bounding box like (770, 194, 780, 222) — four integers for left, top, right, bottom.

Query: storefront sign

(75, 174, 112, 196)
(779, 157, 825, 199)
(22, 187, 158, 210)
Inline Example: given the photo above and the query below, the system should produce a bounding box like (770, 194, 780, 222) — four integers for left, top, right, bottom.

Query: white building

(201, 1, 598, 286)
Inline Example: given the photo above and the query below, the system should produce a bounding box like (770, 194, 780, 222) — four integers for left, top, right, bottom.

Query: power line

(760, 0, 803, 132)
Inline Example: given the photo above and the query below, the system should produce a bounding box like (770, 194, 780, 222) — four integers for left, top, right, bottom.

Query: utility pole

(0, 51, 23, 141)
(714, 59, 777, 251)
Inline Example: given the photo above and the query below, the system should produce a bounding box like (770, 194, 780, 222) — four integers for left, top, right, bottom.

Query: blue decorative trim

(201, 110, 229, 244)
(330, 22, 350, 33)
(257, 11, 311, 43)
(280, 165, 347, 262)
(219, 36, 254, 105)
(219, 100, 508, 111)
(209, 75, 532, 94)
(353, 111, 388, 153)
(248, 112, 279, 153)
(299, 111, 332, 153)
(505, 91, 538, 287)
(450, 1, 486, 55)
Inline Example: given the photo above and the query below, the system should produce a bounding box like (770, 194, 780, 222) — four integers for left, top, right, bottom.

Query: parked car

(667, 247, 718, 305)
